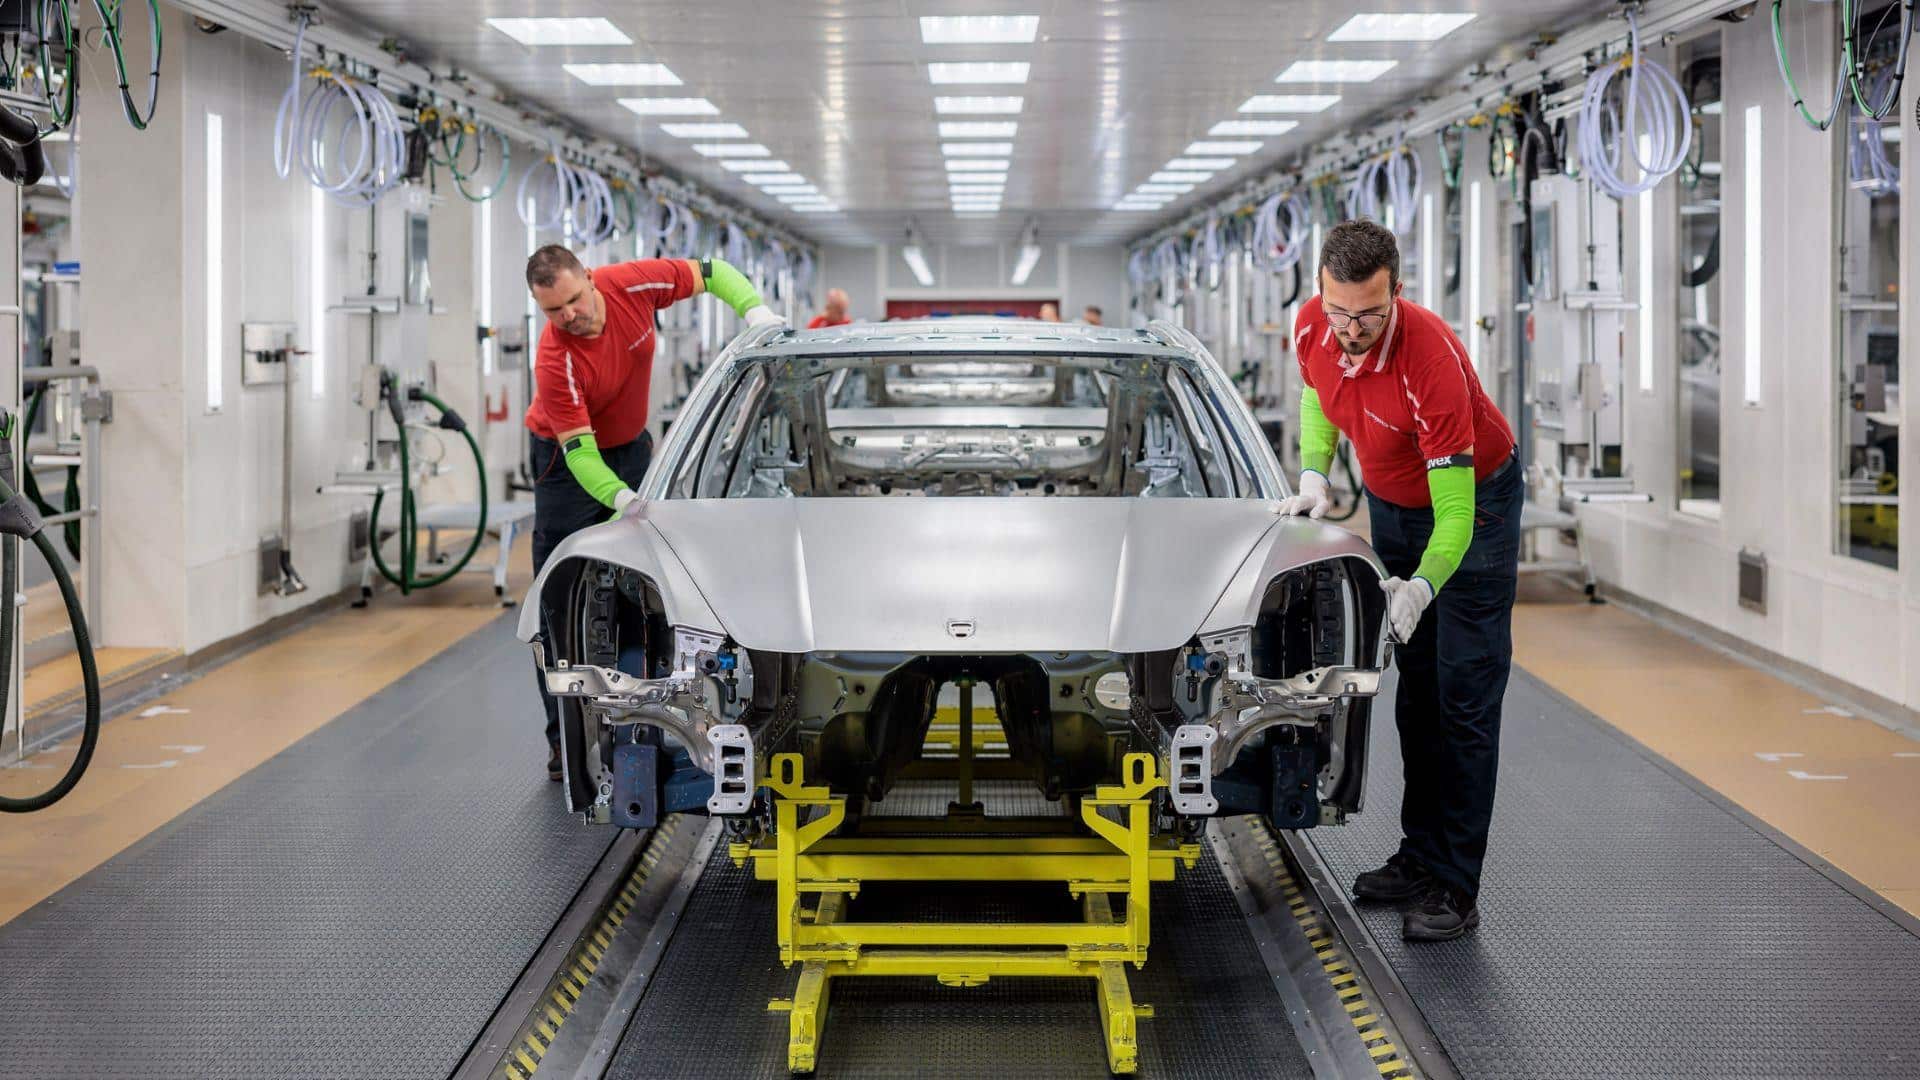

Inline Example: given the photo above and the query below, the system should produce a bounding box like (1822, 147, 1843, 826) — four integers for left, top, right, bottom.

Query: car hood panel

(641, 498, 1287, 654)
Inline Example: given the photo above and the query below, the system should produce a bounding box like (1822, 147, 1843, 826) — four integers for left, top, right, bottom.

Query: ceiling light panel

(947, 159, 1010, 172)
(1150, 171, 1213, 183)
(721, 159, 791, 171)
(486, 18, 630, 46)
(1327, 13, 1476, 42)
(691, 143, 771, 157)
(1275, 60, 1397, 83)
(1166, 158, 1235, 170)
(1186, 140, 1263, 155)
(1209, 120, 1298, 136)
(935, 96, 1024, 114)
(1238, 94, 1341, 112)
(1136, 183, 1193, 194)
(919, 15, 1040, 44)
(940, 121, 1019, 138)
(659, 122, 748, 138)
(745, 173, 809, 186)
(943, 142, 1014, 157)
(928, 62, 1030, 85)
(562, 62, 680, 86)
(618, 97, 720, 116)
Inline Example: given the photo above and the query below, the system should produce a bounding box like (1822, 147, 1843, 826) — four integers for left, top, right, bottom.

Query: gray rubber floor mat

(1307, 666, 1920, 1079)
(0, 615, 615, 1079)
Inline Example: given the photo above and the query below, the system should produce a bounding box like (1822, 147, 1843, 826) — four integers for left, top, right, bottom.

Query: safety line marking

(1257, 821, 1421, 1080)
(497, 817, 682, 1076)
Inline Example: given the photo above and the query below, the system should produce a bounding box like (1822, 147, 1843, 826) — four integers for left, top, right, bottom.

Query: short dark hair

(526, 244, 585, 289)
(1318, 218, 1399, 290)
(1083, 305, 1102, 317)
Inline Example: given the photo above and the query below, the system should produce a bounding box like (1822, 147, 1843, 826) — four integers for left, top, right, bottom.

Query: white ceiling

(326, 1, 1600, 246)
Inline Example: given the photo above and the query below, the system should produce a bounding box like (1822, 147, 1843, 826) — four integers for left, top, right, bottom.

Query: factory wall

(818, 241, 1127, 324)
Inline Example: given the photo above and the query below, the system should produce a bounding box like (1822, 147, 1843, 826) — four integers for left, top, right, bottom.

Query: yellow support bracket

(749, 751, 1189, 1074)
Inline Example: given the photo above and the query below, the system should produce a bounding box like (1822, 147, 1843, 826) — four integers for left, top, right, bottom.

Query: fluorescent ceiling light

(618, 97, 720, 116)
(787, 204, 839, 213)
(1238, 93, 1340, 113)
(1136, 183, 1193, 194)
(1166, 157, 1235, 170)
(1113, 202, 1166, 211)
(943, 142, 1014, 157)
(486, 17, 630, 46)
(1186, 140, 1262, 155)
(691, 143, 771, 157)
(951, 197, 1003, 205)
(563, 62, 679, 86)
(946, 172, 1008, 185)
(902, 244, 935, 286)
(1327, 13, 1475, 42)
(949, 181, 1006, 190)
(745, 173, 809, 186)
(1151, 171, 1213, 183)
(928, 61, 1031, 85)
(721, 159, 791, 171)
(940, 121, 1018, 138)
(947, 159, 1010, 172)
(920, 15, 1039, 44)
(1275, 60, 1397, 83)
(1011, 243, 1042, 285)
(659, 122, 748, 138)
(935, 96, 1024, 114)
(764, 184, 820, 195)
(954, 210, 1000, 216)
(1209, 119, 1298, 136)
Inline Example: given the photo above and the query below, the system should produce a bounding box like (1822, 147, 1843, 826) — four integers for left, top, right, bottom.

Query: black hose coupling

(436, 408, 468, 434)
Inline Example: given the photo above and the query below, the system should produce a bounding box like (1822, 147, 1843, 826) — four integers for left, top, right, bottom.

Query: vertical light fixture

(1637, 136, 1655, 394)
(205, 111, 224, 414)
(479, 195, 495, 377)
(1419, 191, 1436, 309)
(902, 221, 935, 287)
(1467, 180, 1483, 371)
(1742, 104, 1763, 406)
(309, 181, 327, 398)
(1010, 219, 1042, 285)
(525, 207, 539, 367)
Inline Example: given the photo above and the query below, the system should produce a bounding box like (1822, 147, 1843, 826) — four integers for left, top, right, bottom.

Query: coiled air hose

(0, 409, 99, 813)
(367, 377, 488, 596)
(274, 16, 409, 206)
(1577, 8, 1693, 198)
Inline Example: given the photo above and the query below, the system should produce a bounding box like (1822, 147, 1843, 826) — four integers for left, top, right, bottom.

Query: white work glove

(1276, 470, 1333, 519)
(1380, 577, 1435, 644)
(612, 488, 643, 520)
(743, 304, 786, 330)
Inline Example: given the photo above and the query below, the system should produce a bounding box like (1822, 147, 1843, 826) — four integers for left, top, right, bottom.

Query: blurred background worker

(1037, 302, 1061, 322)
(807, 287, 852, 328)
(524, 245, 784, 780)
(1081, 305, 1103, 326)
(1276, 219, 1520, 943)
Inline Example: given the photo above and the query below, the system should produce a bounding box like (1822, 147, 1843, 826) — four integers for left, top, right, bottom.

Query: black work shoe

(1402, 884, 1480, 942)
(547, 744, 562, 782)
(1352, 853, 1434, 903)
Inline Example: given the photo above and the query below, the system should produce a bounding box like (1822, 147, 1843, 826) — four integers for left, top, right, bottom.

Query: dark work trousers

(530, 430, 653, 747)
(1364, 456, 1523, 899)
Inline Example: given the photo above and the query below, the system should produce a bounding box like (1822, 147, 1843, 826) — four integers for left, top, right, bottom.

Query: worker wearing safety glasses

(1277, 218, 1520, 942)
(523, 245, 785, 781)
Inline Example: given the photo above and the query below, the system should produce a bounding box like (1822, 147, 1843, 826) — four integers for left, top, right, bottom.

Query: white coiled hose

(1251, 189, 1311, 274)
(274, 17, 409, 207)
(1577, 9, 1692, 198)
(1850, 71, 1900, 196)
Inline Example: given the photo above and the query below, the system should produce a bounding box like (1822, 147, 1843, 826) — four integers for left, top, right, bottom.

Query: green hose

(368, 384, 489, 595)
(0, 409, 100, 813)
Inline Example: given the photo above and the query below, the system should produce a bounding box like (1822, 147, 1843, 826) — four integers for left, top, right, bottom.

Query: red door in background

(885, 299, 1056, 320)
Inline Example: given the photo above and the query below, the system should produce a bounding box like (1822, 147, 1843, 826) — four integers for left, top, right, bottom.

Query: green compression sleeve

(563, 433, 628, 509)
(1414, 465, 1475, 592)
(702, 257, 764, 318)
(1298, 386, 1339, 477)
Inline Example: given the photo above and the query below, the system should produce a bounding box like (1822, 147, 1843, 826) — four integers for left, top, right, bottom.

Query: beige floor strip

(0, 534, 534, 926)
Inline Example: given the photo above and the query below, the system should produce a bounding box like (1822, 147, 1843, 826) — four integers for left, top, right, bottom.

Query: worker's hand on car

(744, 305, 787, 330)
(1276, 470, 1332, 519)
(1380, 577, 1434, 643)
(612, 488, 643, 520)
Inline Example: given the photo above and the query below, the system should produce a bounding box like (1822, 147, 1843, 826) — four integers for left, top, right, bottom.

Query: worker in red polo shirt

(806, 287, 852, 329)
(1278, 219, 1521, 942)
(524, 244, 783, 780)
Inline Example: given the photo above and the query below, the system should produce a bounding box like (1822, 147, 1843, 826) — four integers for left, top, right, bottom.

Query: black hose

(1683, 226, 1721, 288)
(22, 381, 82, 559)
(0, 458, 100, 813)
(0, 106, 46, 187)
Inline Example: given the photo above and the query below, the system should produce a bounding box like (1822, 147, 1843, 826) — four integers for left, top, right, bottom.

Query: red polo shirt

(807, 313, 850, 329)
(1294, 295, 1515, 508)
(524, 258, 698, 449)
